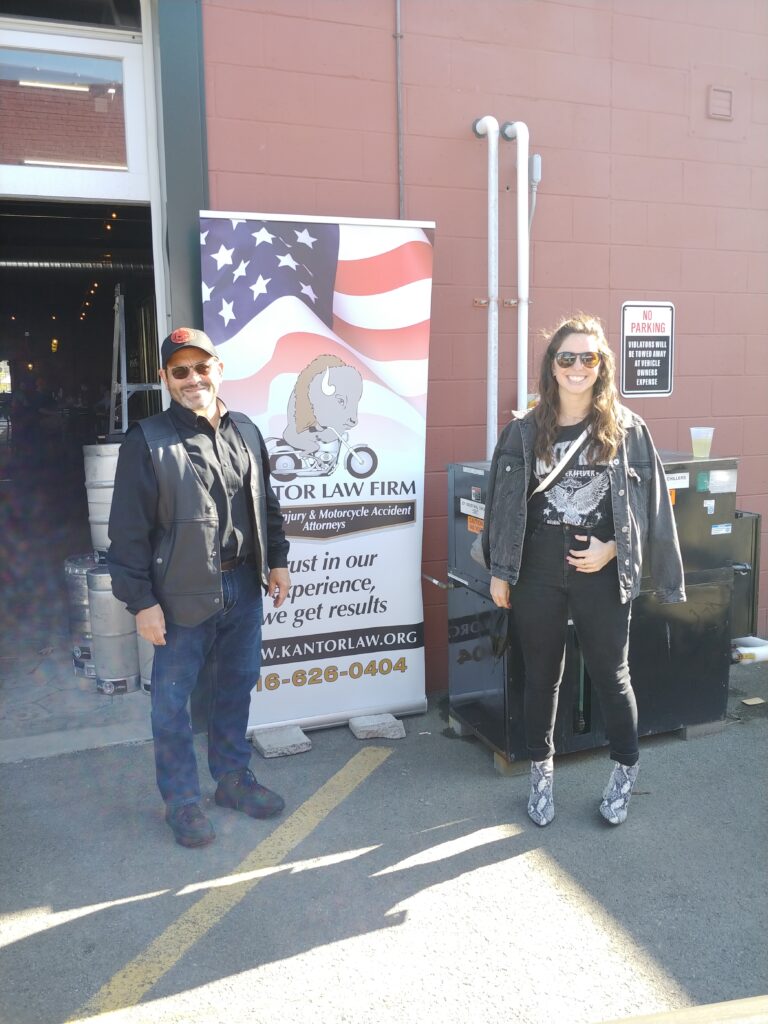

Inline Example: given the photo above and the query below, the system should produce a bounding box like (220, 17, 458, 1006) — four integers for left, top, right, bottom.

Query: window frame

(0, 22, 149, 201)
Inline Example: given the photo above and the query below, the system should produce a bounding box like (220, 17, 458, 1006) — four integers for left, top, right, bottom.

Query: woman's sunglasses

(168, 361, 217, 380)
(554, 351, 601, 369)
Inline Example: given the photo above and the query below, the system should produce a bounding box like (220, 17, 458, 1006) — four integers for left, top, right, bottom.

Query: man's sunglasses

(167, 361, 217, 380)
(554, 351, 601, 369)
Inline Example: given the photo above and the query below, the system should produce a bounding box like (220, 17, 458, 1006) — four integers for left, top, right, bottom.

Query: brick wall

(202, 0, 768, 685)
(0, 82, 126, 166)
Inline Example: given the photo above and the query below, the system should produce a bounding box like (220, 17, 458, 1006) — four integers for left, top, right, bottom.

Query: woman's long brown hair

(533, 313, 625, 466)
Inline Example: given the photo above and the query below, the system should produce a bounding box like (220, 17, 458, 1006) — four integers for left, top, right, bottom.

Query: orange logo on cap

(170, 328, 192, 344)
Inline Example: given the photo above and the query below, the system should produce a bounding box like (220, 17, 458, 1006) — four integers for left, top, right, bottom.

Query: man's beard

(178, 382, 216, 412)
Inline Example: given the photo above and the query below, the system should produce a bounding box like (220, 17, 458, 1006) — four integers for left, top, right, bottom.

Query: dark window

(0, 1, 141, 30)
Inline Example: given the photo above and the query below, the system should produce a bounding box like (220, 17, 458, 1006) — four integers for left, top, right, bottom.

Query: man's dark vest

(138, 410, 269, 627)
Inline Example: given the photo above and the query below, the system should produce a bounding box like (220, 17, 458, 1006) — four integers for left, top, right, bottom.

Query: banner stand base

(251, 724, 312, 758)
(349, 713, 406, 740)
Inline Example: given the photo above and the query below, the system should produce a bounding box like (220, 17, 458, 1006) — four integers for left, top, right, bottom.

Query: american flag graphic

(199, 214, 434, 439)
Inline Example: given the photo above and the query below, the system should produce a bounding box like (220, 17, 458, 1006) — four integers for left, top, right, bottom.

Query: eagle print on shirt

(534, 439, 611, 528)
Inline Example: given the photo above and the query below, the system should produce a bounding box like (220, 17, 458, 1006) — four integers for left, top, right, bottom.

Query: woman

(482, 313, 685, 827)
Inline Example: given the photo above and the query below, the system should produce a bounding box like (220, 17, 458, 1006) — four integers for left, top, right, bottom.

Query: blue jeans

(150, 564, 263, 809)
(509, 523, 638, 766)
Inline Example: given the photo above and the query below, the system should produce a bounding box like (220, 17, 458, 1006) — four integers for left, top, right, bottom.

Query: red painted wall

(202, 0, 768, 687)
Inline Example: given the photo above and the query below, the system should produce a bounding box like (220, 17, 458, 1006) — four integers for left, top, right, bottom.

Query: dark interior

(0, 196, 156, 635)
(0, 0, 141, 30)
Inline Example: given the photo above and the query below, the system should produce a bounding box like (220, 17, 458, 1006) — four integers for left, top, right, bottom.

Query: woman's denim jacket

(481, 407, 686, 605)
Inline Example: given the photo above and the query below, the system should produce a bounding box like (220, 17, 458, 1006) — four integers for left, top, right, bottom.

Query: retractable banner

(199, 212, 434, 730)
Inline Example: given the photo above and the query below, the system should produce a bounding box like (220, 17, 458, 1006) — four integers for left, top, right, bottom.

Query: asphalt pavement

(1, 661, 767, 1024)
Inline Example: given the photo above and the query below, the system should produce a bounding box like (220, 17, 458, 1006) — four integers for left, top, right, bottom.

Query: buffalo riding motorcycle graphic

(266, 432, 377, 481)
(266, 353, 378, 482)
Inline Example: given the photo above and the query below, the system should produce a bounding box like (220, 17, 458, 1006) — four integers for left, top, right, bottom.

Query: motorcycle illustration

(266, 427, 378, 482)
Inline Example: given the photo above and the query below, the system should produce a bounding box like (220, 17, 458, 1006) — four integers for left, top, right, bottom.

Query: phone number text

(254, 657, 408, 692)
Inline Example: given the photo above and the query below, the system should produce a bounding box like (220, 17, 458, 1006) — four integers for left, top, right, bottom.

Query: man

(107, 327, 291, 848)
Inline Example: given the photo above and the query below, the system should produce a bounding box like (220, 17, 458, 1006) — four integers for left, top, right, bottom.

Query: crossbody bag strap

(528, 427, 589, 501)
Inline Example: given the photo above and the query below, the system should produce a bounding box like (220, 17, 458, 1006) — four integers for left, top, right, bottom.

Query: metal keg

(63, 553, 98, 677)
(86, 565, 139, 695)
(137, 634, 155, 694)
(83, 442, 122, 558)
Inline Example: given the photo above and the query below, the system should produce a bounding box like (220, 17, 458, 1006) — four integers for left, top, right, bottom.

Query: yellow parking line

(70, 746, 392, 1021)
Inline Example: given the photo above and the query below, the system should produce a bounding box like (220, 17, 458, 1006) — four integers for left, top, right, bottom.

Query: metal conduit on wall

(472, 116, 500, 461)
(394, 0, 405, 219)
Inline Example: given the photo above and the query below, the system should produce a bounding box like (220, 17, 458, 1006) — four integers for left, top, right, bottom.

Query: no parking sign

(620, 301, 674, 398)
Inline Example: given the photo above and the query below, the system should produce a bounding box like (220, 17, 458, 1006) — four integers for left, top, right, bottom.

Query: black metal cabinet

(447, 583, 509, 756)
(630, 576, 732, 736)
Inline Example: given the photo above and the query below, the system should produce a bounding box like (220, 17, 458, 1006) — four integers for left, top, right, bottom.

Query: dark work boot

(215, 768, 285, 819)
(165, 803, 215, 848)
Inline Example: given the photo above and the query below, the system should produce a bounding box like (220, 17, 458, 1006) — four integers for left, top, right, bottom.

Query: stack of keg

(62, 440, 154, 696)
(86, 565, 141, 695)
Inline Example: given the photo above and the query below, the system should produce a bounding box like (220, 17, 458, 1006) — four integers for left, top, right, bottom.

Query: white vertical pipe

(501, 121, 530, 413)
(472, 116, 500, 459)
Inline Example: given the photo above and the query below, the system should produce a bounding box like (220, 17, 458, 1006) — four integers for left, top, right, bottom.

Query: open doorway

(0, 197, 157, 453)
(0, 194, 157, 448)
(0, 2, 183, 751)
(0, 197, 157, 721)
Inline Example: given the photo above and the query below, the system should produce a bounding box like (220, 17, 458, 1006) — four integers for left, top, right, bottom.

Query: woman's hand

(567, 536, 617, 573)
(490, 575, 511, 608)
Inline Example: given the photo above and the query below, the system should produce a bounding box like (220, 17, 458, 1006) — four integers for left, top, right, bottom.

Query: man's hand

(490, 575, 511, 609)
(136, 604, 167, 646)
(268, 567, 291, 608)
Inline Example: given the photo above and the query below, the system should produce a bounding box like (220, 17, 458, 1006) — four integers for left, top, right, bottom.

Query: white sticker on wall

(703, 500, 715, 515)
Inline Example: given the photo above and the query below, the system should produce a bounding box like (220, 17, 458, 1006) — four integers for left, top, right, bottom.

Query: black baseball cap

(160, 327, 218, 368)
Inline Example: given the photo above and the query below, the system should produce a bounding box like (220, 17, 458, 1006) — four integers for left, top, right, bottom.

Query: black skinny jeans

(509, 523, 639, 767)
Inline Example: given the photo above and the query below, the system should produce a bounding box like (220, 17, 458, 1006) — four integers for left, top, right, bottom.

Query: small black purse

(478, 606, 514, 659)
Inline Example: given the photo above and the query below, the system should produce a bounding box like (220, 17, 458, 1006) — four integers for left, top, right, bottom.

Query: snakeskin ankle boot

(599, 761, 639, 825)
(527, 758, 555, 827)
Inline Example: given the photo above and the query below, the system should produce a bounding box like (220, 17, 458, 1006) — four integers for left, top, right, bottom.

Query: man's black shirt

(108, 400, 266, 614)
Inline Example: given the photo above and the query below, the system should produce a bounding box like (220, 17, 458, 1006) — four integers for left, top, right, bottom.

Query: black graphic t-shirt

(527, 420, 614, 537)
